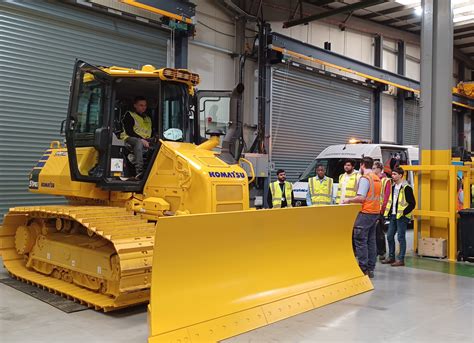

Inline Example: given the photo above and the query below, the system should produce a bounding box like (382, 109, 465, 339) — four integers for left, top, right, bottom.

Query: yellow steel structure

(148, 204, 372, 342)
(120, 0, 194, 24)
(405, 156, 471, 261)
(453, 81, 474, 98)
(272, 46, 474, 110)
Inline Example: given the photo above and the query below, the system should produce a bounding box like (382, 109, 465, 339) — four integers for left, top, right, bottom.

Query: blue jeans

(387, 215, 409, 261)
(353, 213, 378, 272)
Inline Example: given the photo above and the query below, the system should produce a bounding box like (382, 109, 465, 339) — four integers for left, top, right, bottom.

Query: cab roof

(100, 65, 200, 87)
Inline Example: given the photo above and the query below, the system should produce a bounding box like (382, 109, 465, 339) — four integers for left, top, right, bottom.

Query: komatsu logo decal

(209, 171, 246, 178)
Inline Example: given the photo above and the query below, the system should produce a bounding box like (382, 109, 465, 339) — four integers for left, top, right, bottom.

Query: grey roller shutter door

(0, 2, 169, 217)
(271, 66, 373, 182)
(403, 99, 420, 146)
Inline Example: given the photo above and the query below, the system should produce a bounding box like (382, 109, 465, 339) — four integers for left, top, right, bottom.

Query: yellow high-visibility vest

(380, 177, 391, 206)
(270, 181, 293, 208)
(384, 182, 413, 219)
(308, 176, 333, 206)
(121, 111, 152, 140)
(336, 172, 359, 204)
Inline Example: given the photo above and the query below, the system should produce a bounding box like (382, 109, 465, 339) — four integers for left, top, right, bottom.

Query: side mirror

(94, 128, 109, 151)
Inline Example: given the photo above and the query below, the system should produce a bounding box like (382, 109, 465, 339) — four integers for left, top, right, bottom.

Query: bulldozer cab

(65, 60, 203, 191)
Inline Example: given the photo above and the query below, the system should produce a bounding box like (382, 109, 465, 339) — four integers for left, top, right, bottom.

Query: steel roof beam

(396, 22, 421, 30)
(455, 42, 474, 49)
(454, 32, 474, 40)
(382, 12, 420, 25)
(269, 32, 474, 109)
(303, 0, 337, 6)
(270, 32, 420, 91)
(360, 4, 408, 20)
(283, 0, 385, 28)
(455, 25, 474, 34)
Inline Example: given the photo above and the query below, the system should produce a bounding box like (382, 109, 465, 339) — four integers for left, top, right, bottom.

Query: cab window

(74, 73, 105, 146)
(162, 82, 187, 141)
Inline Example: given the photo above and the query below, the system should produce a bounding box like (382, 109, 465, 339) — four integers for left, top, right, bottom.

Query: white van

(293, 143, 419, 206)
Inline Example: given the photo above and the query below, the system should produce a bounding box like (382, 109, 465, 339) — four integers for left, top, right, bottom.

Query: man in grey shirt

(342, 156, 382, 278)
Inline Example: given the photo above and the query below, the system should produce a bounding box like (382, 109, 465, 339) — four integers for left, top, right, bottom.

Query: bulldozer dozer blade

(148, 204, 373, 342)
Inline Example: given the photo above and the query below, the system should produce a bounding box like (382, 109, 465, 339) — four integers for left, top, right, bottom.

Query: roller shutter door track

(0, 1, 169, 217)
(271, 66, 373, 182)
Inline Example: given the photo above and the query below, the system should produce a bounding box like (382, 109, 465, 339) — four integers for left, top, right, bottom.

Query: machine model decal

(54, 151, 68, 157)
(41, 182, 55, 188)
(209, 171, 246, 178)
(29, 169, 41, 189)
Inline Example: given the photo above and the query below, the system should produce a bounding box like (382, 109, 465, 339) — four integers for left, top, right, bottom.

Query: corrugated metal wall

(403, 99, 420, 146)
(271, 66, 373, 182)
(0, 1, 169, 217)
(403, 100, 462, 147)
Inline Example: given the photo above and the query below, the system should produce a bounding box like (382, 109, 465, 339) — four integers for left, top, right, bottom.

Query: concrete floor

(1, 232, 473, 342)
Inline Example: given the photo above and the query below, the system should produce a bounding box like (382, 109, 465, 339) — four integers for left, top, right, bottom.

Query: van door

(380, 146, 413, 184)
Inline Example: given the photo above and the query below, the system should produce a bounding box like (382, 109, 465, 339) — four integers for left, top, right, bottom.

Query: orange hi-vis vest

(457, 188, 463, 211)
(361, 172, 382, 214)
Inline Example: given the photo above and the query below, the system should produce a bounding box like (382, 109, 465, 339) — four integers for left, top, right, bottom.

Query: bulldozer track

(0, 205, 155, 311)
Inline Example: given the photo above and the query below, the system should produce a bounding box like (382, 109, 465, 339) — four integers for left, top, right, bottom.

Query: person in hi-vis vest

(342, 156, 381, 279)
(306, 165, 334, 206)
(121, 96, 153, 179)
(268, 169, 294, 208)
(374, 161, 390, 261)
(381, 167, 415, 267)
(336, 159, 360, 204)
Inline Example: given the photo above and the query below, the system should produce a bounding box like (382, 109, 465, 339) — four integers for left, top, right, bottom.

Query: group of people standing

(268, 156, 416, 278)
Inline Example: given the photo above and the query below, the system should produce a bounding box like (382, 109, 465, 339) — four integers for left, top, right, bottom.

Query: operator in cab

(121, 96, 153, 180)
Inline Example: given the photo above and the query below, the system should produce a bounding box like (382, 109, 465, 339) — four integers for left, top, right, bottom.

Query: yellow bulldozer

(0, 61, 372, 342)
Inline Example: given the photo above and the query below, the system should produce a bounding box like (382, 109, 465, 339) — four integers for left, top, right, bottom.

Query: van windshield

(299, 158, 361, 182)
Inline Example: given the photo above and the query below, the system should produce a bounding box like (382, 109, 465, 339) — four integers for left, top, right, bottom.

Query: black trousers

(376, 215, 387, 257)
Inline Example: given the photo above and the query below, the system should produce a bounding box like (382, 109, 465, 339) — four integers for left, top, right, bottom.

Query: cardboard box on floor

(418, 237, 447, 258)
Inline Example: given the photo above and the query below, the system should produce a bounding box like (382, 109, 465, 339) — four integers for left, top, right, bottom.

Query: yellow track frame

(0, 206, 155, 310)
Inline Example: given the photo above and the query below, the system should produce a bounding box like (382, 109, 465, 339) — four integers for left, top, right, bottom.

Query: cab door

(66, 60, 112, 182)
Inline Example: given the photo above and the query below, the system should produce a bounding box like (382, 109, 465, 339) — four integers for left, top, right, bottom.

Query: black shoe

(381, 258, 395, 264)
(367, 270, 375, 279)
(379, 255, 386, 261)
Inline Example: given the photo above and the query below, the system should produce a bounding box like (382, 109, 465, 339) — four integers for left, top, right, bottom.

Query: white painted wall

(270, 21, 374, 81)
(381, 94, 396, 143)
(189, 0, 236, 90)
(406, 43, 420, 82)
